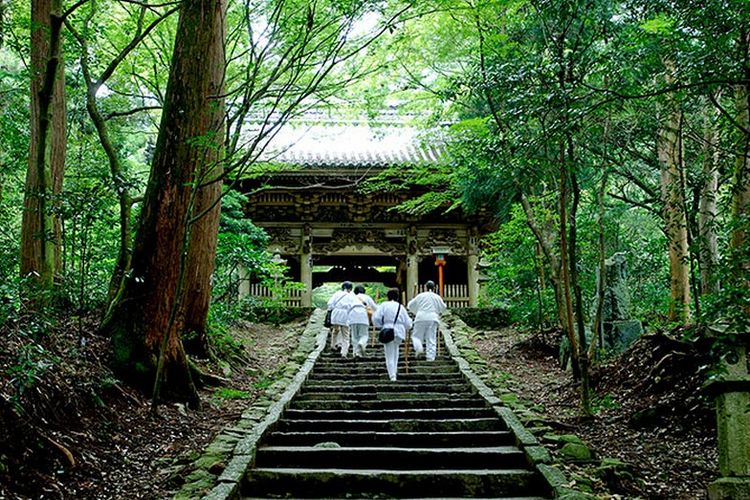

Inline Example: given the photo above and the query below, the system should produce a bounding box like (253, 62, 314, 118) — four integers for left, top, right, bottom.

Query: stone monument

(594, 252, 643, 354)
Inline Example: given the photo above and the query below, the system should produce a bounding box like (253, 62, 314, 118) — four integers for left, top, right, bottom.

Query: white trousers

(412, 321, 439, 361)
(350, 324, 369, 357)
(330, 324, 350, 357)
(384, 337, 402, 381)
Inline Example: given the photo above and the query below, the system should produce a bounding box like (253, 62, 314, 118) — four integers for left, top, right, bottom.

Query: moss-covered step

(254, 445, 527, 470)
(290, 397, 486, 410)
(308, 372, 465, 381)
(296, 391, 478, 401)
(282, 407, 495, 420)
(275, 417, 503, 433)
(243, 468, 546, 498)
(264, 430, 515, 448)
(300, 382, 471, 393)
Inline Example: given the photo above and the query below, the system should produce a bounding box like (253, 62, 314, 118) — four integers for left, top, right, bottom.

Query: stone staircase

(241, 340, 552, 499)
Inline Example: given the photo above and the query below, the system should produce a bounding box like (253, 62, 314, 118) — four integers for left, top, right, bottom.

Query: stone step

(316, 354, 451, 362)
(319, 347, 447, 355)
(244, 496, 547, 500)
(312, 364, 456, 373)
(254, 446, 526, 470)
(243, 468, 544, 498)
(315, 358, 453, 366)
(312, 364, 460, 372)
(276, 418, 504, 433)
(316, 358, 453, 364)
(305, 378, 468, 387)
(316, 356, 456, 368)
(283, 408, 495, 420)
(297, 391, 475, 401)
(265, 430, 514, 448)
(300, 383, 472, 393)
(290, 398, 487, 411)
(307, 373, 465, 382)
(310, 369, 458, 377)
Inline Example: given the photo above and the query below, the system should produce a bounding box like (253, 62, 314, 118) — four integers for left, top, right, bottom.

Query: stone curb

(173, 309, 327, 500)
(441, 313, 571, 498)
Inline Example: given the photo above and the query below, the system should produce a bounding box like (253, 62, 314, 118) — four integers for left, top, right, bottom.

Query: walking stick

(437, 327, 442, 358)
(404, 330, 410, 375)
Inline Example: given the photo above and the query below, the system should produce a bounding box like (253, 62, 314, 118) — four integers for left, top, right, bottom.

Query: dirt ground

(470, 327, 717, 500)
(0, 318, 307, 499)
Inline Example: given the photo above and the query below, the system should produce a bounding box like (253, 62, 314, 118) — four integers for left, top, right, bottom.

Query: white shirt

(349, 293, 378, 326)
(327, 290, 358, 326)
(407, 291, 447, 323)
(373, 300, 412, 340)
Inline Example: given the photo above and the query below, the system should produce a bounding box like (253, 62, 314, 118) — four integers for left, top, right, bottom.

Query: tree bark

(699, 95, 721, 295)
(181, 158, 223, 356)
(732, 82, 750, 296)
(658, 96, 691, 324)
(0, 0, 5, 49)
(101, 0, 226, 405)
(568, 168, 591, 414)
(21, 0, 66, 292)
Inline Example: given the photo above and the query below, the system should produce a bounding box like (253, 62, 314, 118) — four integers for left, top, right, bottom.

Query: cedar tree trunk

(732, 82, 750, 297)
(21, 0, 66, 291)
(101, 0, 226, 405)
(181, 151, 223, 356)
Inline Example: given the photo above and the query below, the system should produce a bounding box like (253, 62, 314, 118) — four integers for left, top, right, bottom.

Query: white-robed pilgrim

(407, 282, 446, 361)
(372, 293, 412, 381)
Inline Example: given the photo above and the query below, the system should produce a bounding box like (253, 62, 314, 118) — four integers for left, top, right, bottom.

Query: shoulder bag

(324, 294, 345, 328)
(378, 303, 401, 344)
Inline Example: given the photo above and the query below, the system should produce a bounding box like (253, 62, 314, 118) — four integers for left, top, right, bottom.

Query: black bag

(325, 294, 345, 328)
(378, 327, 395, 343)
(378, 304, 401, 344)
(324, 310, 333, 328)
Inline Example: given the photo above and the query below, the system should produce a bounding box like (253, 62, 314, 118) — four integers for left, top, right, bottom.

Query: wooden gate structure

(237, 120, 494, 308)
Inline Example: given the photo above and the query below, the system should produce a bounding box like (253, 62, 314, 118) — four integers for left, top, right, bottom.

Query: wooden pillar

(468, 254, 479, 307)
(467, 228, 480, 307)
(300, 225, 313, 307)
(406, 226, 419, 301)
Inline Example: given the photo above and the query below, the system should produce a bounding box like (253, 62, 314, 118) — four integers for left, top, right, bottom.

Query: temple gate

(237, 122, 493, 308)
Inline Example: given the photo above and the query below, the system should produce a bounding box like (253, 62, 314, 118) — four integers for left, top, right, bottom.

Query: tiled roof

(258, 122, 445, 167)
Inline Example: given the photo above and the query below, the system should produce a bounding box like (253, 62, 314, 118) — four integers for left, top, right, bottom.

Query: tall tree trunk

(567, 146, 591, 414)
(534, 242, 547, 328)
(558, 143, 581, 382)
(0, 0, 5, 49)
(700, 95, 721, 295)
(732, 81, 750, 300)
(658, 99, 691, 324)
(181, 5, 226, 354)
(590, 169, 608, 360)
(520, 193, 580, 377)
(181, 162, 223, 356)
(21, 0, 66, 293)
(101, 0, 226, 405)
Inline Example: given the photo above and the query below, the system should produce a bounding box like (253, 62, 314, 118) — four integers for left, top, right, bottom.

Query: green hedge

(452, 307, 511, 329)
